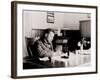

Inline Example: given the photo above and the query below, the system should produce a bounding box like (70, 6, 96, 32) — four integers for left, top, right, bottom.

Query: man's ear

(45, 33, 48, 37)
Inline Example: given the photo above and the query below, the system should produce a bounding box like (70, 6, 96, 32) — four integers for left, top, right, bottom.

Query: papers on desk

(76, 49, 91, 55)
(39, 57, 49, 61)
(53, 51, 68, 57)
(53, 51, 61, 56)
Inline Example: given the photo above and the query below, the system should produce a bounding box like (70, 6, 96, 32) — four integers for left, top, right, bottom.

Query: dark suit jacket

(31, 39, 54, 58)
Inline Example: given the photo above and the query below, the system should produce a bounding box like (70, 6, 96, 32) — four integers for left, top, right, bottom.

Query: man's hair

(40, 28, 55, 40)
(44, 28, 55, 34)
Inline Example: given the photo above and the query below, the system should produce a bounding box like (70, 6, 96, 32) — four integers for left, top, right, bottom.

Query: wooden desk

(23, 49, 91, 69)
(51, 50, 91, 67)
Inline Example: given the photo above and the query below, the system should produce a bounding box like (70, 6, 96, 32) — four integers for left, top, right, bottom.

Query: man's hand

(53, 51, 62, 57)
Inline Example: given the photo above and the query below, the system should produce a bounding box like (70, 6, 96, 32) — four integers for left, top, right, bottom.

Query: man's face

(47, 31, 55, 43)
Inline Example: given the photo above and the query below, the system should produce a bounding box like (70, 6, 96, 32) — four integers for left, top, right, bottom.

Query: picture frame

(11, 1, 98, 78)
(47, 11, 55, 23)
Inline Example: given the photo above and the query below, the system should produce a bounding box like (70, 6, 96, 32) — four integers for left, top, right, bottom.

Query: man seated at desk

(30, 29, 69, 68)
(31, 28, 55, 62)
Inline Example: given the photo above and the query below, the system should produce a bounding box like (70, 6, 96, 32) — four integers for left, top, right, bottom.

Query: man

(31, 29, 55, 61)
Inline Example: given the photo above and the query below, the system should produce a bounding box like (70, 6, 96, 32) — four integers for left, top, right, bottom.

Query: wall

(0, 0, 100, 80)
(80, 20, 91, 38)
(24, 11, 89, 35)
(63, 13, 90, 29)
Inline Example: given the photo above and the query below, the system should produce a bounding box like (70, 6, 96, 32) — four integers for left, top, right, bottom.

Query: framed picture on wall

(11, 1, 98, 78)
(47, 11, 54, 23)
